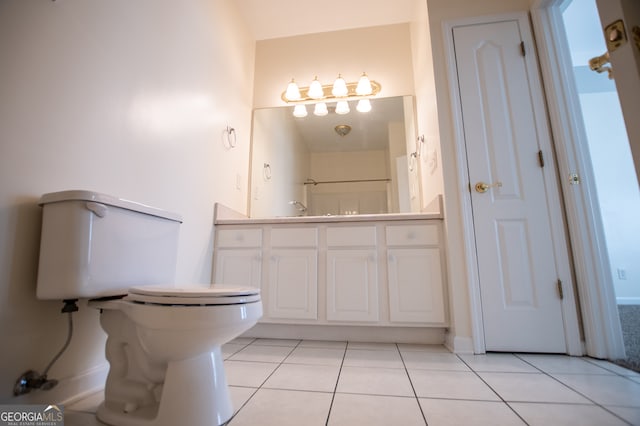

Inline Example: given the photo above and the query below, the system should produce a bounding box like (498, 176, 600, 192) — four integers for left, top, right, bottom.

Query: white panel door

(267, 248, 317, 320)
(326, 249, 379, 322)
(388, 248, 445, 323)
(453, 20, 567, 352)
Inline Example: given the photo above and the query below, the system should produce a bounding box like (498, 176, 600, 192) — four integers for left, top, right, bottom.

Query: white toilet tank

(36, 190, 182, 300)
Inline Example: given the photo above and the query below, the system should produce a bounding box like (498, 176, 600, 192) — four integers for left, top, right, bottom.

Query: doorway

(560, 0, 640, 370)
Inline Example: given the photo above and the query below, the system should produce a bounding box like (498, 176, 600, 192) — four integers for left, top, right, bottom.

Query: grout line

(512, 354, 634, 426)
(224, 339, 301, 425)
(324, 341, 349, 426)
(455, 353, 531, 426)
(397, 343, 429, 425)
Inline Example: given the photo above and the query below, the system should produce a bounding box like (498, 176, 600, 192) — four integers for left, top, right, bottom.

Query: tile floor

(65, 338, 640, 425)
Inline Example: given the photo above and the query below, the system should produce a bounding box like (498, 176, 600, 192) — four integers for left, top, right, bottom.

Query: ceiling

(235, 0, 418, 40)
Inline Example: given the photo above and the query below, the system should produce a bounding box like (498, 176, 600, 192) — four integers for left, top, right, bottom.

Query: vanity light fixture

(293, 104, 308, 118)
(314, 102, 328, 116)
(356, 98, 372, 113)
(335, 100, 350, 115)
(282, 73, 381, 117)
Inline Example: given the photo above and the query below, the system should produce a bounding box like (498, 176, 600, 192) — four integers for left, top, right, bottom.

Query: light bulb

(308, 77, 324, 99)
(285, 79, 301, 101)
(356, 72, 373, 96)
(335, 100, 350, 115)
(332, 74, 348, 97)
(356, 99, 372, 113)
(314, 102, 328, 116)
(293, 104, 308, 118)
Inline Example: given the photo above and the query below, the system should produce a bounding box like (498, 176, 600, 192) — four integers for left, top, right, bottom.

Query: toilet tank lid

(39, 190, 182, 223)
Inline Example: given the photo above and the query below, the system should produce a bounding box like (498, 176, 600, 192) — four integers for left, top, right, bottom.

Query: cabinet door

(388, 248, 445, 323)
(326, 249, 379, 322)
(267, 249, 317, 320)
(214, 249, 262, 289)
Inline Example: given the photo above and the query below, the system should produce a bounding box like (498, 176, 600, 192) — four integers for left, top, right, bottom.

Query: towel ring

(263, 163, 272, 181)
(223, 125, 237, 149)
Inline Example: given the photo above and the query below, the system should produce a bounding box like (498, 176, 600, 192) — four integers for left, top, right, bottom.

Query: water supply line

(13, 299, 78, 396)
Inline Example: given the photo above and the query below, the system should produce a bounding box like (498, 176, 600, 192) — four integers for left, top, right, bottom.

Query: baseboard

(444, 333, 475, 354)
(244, 323, 446, 345)
(617, 297, 640, 305)
(0, 363, 107, 406)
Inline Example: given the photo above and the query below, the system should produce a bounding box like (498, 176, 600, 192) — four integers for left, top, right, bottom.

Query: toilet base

(97, 347, 233, 426)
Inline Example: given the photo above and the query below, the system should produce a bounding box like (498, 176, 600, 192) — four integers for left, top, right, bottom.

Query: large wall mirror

(249, 95, 422, 218)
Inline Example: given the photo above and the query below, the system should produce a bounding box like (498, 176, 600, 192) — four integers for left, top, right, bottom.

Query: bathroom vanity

(213, 203, 448, 342)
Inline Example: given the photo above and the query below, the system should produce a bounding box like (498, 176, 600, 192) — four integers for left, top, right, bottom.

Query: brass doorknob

(475, 181, 502, 193)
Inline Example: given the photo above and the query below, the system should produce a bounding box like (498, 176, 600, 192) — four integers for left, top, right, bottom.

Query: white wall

(0, 0, 254, 402)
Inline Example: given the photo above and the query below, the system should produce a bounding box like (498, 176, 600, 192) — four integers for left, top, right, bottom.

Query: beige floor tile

(329, 393, 425, 426)
(228, 386, 257, 414)
(228, 344, 294, 363)
(224, 360, 279, 387)
(510, 402, 629, 426)
(420, 398, 525, 426)
(228, 388, 332, 426)
(251, 338, 301, 347)
(263, 363, 340, 392)
(284, 346, 345, 366)
(478, 372, 590, 404)
(459, 353, 539, 373)
(409, 370, 500, 401)
(343, 348, 404, 368)
(298, 340, 348, 349)
(552, 373, 640, 407)
(337, 366, 414, 396)
(402, 352, 471, 371)
(517, 354, 616, 375)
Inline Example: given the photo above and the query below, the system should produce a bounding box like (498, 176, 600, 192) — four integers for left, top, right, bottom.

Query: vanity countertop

(214, 201, 443, 225)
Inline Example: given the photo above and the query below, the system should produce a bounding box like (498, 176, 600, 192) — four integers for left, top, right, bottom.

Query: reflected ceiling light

(282, 73, 380, 117)
(285, 79, 301, 101)
(335, 124, 352, 137)
(293, 104, 308, 118)
(314, 102, 328, 116)
(308, 76, 324, 99)
(332, 74, 348, 97)
(356, 98, 372, 113)
(335, 100, 350, 115)
(356, 72, 373, 96)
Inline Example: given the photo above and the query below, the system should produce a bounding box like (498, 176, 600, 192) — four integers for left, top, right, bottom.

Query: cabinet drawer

(386, 224, 439, 246)
(216, 228, 262, 248)
(271, 227, 317, 247)
(326, 226, 377, 247)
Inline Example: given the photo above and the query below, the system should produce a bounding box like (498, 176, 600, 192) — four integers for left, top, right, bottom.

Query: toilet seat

(125, 285, 260, 306)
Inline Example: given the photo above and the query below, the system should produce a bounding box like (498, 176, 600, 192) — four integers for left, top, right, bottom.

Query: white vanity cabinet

(326, 226, 379, 322)
(213, 228, 262, 289)
(386, 225, 446, 323)
(265, 228, 318, 320)
(212, 216, 448, 332)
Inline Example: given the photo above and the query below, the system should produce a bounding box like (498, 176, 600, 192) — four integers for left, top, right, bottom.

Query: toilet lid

(125, 285, 260, 306)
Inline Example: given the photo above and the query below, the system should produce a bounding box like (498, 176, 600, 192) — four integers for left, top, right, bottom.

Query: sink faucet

(288, 200, 307, 213)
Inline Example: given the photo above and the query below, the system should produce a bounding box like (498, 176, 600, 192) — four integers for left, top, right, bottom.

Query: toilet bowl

(35, 190, 263, 426)
(90, 285, 261, 426)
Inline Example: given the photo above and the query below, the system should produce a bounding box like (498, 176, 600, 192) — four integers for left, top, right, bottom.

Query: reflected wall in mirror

(249, 96, 421, 218)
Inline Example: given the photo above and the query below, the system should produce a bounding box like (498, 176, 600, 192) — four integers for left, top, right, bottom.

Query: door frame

(530, 0, 626, 359)
(443, 11, 583, 355)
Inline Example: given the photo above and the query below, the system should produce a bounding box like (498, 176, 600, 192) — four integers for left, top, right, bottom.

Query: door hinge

(520, 41, 526, 57)
(538, 150, 544, 168)
(557, 279, 564, 300)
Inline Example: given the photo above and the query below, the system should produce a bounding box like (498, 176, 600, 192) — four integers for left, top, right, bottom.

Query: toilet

(35, 190, 262, 426)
